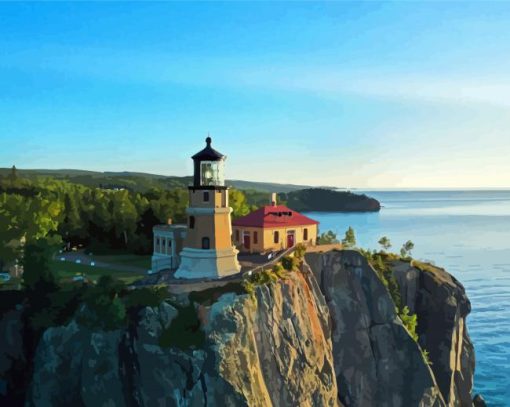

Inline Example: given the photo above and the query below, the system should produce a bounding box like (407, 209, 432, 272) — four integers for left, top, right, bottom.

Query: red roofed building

(232, 193, 319, 253)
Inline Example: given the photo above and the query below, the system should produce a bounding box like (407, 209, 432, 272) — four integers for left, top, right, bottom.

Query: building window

(203, 191, 210, 202)
(235, 230, 240, 242)
(168, 240, 172, 247)
(189, 216, 195, 229)
(202, 237, 210, 250)
(274, 231, 279, 244)
(303, 228, 308, 240)
(254, 231, 258, 244)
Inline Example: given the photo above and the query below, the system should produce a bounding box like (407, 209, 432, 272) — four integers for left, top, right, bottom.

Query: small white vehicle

(75, 259, 81, 264)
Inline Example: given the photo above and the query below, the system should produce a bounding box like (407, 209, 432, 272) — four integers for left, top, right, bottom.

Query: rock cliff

(305, 250, 445, 407)
(25, 267, 339, 407)
(0, 249, 479, 406)
(392, 260, 475, 406)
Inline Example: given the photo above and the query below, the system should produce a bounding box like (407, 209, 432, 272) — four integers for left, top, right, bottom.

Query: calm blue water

(306, 190, 510, 406)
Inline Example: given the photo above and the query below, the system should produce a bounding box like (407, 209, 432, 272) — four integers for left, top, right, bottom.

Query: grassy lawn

(50, 260, 145, 285)
(92, 254, 151, 270)
(1, 254, 151, 290)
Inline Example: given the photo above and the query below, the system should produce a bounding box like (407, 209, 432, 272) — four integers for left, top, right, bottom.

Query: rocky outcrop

(0, 249, 479, 407)
(26, 269, 339, 407)
(305, 250, 445, 407)
(392, 260, 475, 406)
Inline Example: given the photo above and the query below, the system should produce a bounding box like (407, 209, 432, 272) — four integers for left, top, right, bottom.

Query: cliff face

(26, 268, 339, 407)
(392, 260, 475, 407)
(305, 250, 445, 407)
(0, 249, 478, 407)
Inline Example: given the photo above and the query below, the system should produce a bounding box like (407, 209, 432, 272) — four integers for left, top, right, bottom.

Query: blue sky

(1, 2, 510, 188)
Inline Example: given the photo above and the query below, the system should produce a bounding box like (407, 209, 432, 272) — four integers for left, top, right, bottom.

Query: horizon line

(2, 166, 510, 191)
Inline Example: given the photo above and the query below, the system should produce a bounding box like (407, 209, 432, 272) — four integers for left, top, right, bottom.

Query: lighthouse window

(203, 191, 210, 202)
(200, 160, 225, 186)
(274, 231, 279, 244)
(202, 237, 210, 250)
(189, 216, 195, 229)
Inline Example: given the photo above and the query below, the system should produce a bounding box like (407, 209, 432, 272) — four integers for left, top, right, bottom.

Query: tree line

(0, 166, 257, 271)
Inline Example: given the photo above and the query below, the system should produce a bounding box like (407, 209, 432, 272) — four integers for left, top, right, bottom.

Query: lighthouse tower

(175, 137, 241, 279)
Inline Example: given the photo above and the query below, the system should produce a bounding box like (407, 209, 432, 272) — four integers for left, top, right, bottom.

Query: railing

(243, 246, 296, 276)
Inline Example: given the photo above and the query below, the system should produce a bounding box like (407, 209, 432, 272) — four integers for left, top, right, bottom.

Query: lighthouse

(174, 137, 241, 279)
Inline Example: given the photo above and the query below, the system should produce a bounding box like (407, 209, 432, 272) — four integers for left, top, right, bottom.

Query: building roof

(232, 205, 319, 228)
(191, 137, 225, 161)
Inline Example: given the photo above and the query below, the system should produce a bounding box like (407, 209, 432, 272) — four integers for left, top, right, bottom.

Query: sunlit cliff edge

(0, 250, 486, 406)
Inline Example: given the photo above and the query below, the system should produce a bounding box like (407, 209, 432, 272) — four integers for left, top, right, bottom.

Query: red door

(243, 234, 251, 250)
(287, 232, 295, 248)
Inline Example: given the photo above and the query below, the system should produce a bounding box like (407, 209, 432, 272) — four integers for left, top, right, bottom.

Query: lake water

(305, 190, 510, 406)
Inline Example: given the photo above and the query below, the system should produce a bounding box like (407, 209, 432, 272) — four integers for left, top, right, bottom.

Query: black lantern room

(191, 137, 226, 188)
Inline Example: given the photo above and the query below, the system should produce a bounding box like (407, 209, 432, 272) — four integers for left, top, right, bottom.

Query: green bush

(281, 256, 299, 271)
(363, 251, 402, 310)
(294, 243, 307, 259)
(77, 294, 126, 331)
(242, 268, 282, 297)
(124, 285, 168, 309)
(76, 275, 127, 330)
(272, 264, 286, 279)
(399, 305, 418, 342)
(422, 349, 432, 366)
(159, 303, 205, 350)
(317, 230, 339, 245)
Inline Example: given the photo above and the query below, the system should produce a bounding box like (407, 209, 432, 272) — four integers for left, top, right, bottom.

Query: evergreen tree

(378, 236, 392, 251)
(317, 230, 339, 244)
(342, 226, 356, 248)
(22, 238, 58, 292)
(400, 240, 415, 258)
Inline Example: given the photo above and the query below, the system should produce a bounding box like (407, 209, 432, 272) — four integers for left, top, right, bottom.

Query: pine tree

(342, 226, 356, 248)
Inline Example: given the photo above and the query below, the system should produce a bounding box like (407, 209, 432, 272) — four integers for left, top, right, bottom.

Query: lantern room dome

(192, 137, 225, 161)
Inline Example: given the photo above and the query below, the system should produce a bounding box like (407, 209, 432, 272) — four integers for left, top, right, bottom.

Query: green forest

(0, 166, 268, 272)
(0, 166, 380, 275)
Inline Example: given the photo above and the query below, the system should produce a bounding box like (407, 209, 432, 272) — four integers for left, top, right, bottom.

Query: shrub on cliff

(282, 256, 299, 271)
(363, 250, 402, 310)
(318, 230, 339, 245)
(242, 267, 282, 296)
(399, 306, 418, 341)
(76, 275, 127, 330)
(124, 285, 168, 309)
(294, 243, 307, 259)
(159, 303, 205, 350)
